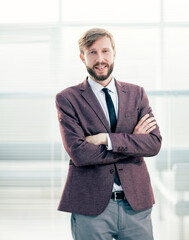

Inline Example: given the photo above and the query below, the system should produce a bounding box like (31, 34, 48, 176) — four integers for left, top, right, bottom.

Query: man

(56, 28, 162, 240)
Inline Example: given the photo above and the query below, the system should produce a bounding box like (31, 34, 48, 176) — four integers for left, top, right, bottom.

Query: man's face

(80, 36, 115, 83)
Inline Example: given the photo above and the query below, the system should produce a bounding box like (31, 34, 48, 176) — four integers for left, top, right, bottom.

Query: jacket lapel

(80, 79, 110, 132)
(115, 80, 128, 133)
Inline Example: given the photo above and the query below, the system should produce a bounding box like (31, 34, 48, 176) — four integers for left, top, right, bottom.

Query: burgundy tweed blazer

(56, 78, 162, 216)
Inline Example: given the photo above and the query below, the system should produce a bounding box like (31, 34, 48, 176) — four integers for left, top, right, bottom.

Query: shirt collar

(88, 76, 116, 94)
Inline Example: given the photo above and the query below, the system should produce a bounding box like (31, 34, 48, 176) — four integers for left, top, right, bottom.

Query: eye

(89, 51, 96, 55)
(103, 49, 110, 53)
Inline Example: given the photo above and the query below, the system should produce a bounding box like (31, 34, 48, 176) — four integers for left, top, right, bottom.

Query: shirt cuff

(106, 133, 113, 150)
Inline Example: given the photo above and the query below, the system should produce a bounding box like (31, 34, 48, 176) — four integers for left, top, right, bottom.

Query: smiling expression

(80, 36, 116, 86)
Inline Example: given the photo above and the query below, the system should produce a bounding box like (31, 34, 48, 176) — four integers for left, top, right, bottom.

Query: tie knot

(102, 88, 109, 95)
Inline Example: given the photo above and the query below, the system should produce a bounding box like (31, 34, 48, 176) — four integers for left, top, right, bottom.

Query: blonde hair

(78, 28, 115, 55)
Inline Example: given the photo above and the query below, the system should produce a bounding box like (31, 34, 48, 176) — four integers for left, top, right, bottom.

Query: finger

(141, 117, 155, 129)
(85, 137, 90, 142)
(86, 136, 93, 143)
(137, 114, 150, 127)
(146, 125, 156, 134)
(142, 120, 156, 131)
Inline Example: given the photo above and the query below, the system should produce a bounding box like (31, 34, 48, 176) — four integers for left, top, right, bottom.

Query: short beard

(86, 63, 114, 81)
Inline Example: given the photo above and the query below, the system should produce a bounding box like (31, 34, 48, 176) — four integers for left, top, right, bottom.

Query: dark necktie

(102, 88, 121, 185)
(102, 88, 117, 133)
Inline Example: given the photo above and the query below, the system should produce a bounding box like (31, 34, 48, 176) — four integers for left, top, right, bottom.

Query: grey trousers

(71, 199, 154, 240)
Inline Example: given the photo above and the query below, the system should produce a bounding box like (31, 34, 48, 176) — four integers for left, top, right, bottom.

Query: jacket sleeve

(56, 93, 127, 167)
(109, 88, 162, 157)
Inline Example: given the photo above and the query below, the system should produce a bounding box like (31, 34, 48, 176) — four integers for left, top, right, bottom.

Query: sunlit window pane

(164, 0, 189, 22)
(164, 28, 189, 90)
(0, 99, 56, 142)
(0, 0, 59, 23)
(112, 28, 160, 90)
(62, 0, 160, 23)
(0, 42, 52, 92)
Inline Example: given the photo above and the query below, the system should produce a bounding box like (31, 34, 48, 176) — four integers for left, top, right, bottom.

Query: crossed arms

(56, 88, 162, 167)
(86, 114, 156, 146)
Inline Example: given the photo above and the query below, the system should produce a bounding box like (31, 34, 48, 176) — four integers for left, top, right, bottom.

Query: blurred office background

(0, 0, 189, 239)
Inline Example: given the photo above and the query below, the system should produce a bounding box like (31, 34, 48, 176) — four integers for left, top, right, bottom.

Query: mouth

(94, 65, 107, 72)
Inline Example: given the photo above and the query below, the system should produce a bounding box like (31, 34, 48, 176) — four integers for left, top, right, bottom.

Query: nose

(96, 52, 104, 63)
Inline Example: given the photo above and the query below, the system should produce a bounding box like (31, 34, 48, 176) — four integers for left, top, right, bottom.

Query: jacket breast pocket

(125, 110, 139, 121)
(124, 110, 139, 133)
(125, 111, 138, 118)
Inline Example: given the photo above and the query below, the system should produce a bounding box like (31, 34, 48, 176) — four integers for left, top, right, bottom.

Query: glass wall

(0, 0, 189, 239)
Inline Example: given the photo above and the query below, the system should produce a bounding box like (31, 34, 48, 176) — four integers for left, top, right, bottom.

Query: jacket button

(110, 169, 115, 174)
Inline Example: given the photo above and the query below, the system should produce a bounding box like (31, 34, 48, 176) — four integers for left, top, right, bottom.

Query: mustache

(93, 62, 108, 68)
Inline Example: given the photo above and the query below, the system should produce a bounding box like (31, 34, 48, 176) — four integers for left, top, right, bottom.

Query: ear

(113, 49, 116, 59)
(80, 53, 86, 64)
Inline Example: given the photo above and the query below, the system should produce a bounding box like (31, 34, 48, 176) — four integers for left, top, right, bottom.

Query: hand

(133, 114, 156, 134)
(86, 133, 107, 146)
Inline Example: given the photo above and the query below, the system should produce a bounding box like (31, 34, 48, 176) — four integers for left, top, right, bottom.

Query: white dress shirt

(87, 76, 123, 192)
